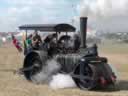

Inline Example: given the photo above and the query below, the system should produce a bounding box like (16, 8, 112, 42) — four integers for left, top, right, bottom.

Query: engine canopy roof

(19, 23, 76, 32)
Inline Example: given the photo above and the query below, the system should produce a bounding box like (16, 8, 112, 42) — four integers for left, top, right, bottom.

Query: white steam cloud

(49, 73, 76, 90)
(78, 0, 128, 32)
(79, 0, 128, 17)
(31, 59, 61, 84)
(31, 59, 76, 89)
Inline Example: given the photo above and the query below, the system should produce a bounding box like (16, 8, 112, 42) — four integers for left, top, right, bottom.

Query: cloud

(77, 0, 128, 32)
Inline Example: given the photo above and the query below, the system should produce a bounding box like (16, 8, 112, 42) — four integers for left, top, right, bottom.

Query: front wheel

(73, 64, 97, 90)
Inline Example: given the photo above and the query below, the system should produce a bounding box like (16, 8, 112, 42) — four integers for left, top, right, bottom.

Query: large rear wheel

(23, 53, 42, 81)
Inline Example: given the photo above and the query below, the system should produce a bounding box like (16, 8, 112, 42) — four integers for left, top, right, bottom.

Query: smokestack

(80, 17, 88, 48)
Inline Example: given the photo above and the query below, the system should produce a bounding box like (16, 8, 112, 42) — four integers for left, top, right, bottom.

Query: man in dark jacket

(73, 34, 81, 52)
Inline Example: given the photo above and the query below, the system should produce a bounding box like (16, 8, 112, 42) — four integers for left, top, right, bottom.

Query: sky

(0, 0, 128, 32)
(0, 0, 79, 32)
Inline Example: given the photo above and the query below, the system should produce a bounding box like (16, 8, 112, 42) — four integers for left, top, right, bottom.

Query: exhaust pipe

(80, 17, 88, 48)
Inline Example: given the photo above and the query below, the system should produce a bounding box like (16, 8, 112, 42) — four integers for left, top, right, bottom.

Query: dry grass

(0, 43, 128, 96)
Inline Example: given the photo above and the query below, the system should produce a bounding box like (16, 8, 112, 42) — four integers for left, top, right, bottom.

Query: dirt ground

(0, 44, 128, 96)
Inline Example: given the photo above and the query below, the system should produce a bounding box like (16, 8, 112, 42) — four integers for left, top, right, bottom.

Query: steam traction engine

(19, 17, 117, 90)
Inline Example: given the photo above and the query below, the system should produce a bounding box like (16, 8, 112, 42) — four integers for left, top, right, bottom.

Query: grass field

(0, 42, 128, 96)
(99, 42, 128, 73)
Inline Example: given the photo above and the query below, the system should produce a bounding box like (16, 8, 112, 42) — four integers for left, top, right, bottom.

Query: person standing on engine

(32, 31, 42, 49)
(25, 34, 33, 54)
